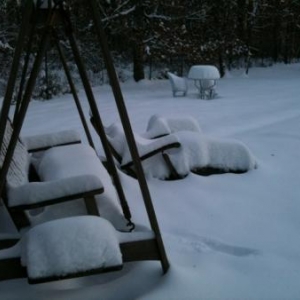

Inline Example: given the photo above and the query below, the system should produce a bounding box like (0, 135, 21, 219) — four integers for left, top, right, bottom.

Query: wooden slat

(0, 258, 27, 281)
(120, 239, 160, 262)
(0, 239, 162, 283)
(121, 142, 181, 170)
(0, 239, 19, 250)
(28, 264, 123, 285)
(10, 188, 104, 211)
(84, 195, 100, 216)
(26, 140, 81, 153)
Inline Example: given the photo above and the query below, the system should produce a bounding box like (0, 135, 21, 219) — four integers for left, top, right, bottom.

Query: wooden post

(53, 30, 95, 149)
(57, 4, 133, 227)
(0, 5, 56, 199)
(88, 0, 170, 273)
(0, 0, 34, 151)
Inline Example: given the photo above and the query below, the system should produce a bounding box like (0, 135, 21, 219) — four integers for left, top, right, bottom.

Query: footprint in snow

(168, 235, 259, 257)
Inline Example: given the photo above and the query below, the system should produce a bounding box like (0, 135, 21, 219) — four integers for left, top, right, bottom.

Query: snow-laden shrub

(33, 68, 73, 100)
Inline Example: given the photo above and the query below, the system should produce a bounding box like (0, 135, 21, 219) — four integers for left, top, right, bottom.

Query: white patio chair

(167, 72, 188, 97)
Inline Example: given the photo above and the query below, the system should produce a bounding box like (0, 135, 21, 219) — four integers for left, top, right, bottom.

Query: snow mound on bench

(167, 131, 257, 176)
(145, 114, 202, 138)
(21, 216, 122, 280)
(33, 144, 129, 231)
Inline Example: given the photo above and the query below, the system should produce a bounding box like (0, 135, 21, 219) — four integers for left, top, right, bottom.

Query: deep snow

(1, 63, 300, 299)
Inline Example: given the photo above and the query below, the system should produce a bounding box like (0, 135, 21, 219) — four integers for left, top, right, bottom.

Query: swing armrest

(22, 130, 81, 152)
(120, 134, 181, 170)
(6, 175, 104, 209)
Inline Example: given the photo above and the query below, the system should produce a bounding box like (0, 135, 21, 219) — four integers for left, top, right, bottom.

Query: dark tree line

(1, 0, 300, 98)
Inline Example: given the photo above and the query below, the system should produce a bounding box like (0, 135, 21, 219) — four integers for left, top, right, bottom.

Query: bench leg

(162, 152, 184, 180)
(84, 196, 100, 216)
(9, 208, 31, 230)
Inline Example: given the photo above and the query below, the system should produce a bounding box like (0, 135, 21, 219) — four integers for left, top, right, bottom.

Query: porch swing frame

(0, 0, 169, 282)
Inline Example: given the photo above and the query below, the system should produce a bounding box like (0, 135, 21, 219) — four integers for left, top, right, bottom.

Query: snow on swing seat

(21, 216, 122, 283)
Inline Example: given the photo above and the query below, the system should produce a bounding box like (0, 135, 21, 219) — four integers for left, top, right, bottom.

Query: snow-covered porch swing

(0, 0, 169, 284)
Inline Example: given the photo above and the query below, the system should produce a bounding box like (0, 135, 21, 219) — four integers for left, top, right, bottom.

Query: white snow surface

(1, 63, 300, 299)
(21, 216, 122, 280)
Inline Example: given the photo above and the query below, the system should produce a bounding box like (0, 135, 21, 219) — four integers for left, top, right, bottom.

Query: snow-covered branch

(101, 5, 136, 22)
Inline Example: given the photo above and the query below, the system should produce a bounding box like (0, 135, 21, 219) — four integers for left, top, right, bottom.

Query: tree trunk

(218, 49, 225, 78)
(133, 43, 144, 82)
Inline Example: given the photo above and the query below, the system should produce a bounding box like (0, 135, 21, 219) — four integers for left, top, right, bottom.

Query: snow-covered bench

(0, 214, 157, 283)
(146, 114, 257, 178)
(1, 121, 106, 231)
(90, 116, 181, 180)
(22, 216, 123, 283)
(0, 121, 166, 283)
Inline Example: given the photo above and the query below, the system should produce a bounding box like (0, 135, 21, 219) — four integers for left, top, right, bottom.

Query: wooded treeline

(1, 0, 300, 98)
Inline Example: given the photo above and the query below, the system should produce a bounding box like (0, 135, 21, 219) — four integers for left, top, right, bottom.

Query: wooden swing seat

(0, 0, 170, 284)
(0, 225, 162, 284)
(0, 121, 164, 283)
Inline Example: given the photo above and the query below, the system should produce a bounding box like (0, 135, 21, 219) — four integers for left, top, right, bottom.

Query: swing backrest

(0, 120, 30, 190)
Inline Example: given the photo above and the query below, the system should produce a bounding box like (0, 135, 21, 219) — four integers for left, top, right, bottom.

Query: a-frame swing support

(0, 0, 169, 274)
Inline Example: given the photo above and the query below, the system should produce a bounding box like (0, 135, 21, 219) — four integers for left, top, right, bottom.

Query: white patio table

(188, 65, 220, 99)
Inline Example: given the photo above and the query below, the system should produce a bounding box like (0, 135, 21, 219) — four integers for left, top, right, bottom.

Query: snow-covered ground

(1, 63, 300, 299)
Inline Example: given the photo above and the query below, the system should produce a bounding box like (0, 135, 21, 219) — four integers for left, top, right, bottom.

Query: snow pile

(37, 144, 100, 181)
(145, 114, 202, 138)
(166, 131, 210, 175)
(206, 136, 257, 171)
(21, 216, 122, 280)
(167, 131, 257, 176)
